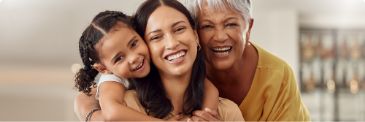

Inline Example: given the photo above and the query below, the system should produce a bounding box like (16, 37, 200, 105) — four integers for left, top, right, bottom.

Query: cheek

(147, 43, 163, 63)
(180, 31, 197, 45)
(227, 29, 246, 44)
(138, 44, 150, 56)
(115, 63, 130, 77)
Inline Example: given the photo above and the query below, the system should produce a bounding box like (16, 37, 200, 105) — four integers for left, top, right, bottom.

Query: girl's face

(198, 4, 249, 70)
(95, 22, 150, 79)
(144, 6, 198, 77)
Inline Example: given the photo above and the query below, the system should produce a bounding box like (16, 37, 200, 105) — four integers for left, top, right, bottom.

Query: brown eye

(175, 26, 186, 33)
(114, 56, 125, 64)
(150, 34, 162, 41)
(225, 23, 238, 28)
(130, 39, 138, 48)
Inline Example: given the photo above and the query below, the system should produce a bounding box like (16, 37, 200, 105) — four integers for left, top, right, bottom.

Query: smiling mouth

(164, 50, 187, 63)
(211, 46, 232, 55)
(131, 58, 145, 71)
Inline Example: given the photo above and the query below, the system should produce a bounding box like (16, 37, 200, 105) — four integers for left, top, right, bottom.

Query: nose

(165, 34, 180, 50)
(128, 53, 139, 65)
(213, 27, 229, 42)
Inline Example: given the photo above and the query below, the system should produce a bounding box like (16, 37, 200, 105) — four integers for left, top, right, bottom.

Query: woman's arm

(202, 79, 219, 113)
(98, 81, 161, 121)
(74, 88, 103, 121)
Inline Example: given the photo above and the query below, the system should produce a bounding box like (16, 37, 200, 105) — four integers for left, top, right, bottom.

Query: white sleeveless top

(95, 74, 129, 99)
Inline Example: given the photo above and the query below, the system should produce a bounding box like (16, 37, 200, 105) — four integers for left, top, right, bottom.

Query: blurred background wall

(0, 0, 364, 120)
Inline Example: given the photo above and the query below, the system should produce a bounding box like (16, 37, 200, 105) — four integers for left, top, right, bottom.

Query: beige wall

(0, 0, 145, 120)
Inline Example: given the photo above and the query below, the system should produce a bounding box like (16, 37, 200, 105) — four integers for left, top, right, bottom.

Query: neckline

(239, 42, 261, 108)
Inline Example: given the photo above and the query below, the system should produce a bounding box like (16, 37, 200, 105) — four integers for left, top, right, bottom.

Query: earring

(196, 38, 201, 50)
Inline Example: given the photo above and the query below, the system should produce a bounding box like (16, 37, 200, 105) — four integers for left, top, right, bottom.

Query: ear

(92, 63, 111, 74)
(246, 18, 254, 42)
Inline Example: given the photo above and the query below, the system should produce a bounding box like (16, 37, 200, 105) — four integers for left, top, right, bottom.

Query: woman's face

(95, 23, 150, 79)
(198, 4, 249, 70)
(144, 6, 198, 77)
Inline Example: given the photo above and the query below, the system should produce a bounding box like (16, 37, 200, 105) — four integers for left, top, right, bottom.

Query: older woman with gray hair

(184, 0, 310, 121)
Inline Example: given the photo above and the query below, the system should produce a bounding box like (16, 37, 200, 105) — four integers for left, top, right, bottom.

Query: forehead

(147, 6, 189, 29)
(95, 24, 134, 58)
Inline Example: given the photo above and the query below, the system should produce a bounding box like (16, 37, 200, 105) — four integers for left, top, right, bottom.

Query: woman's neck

(159, 70, 192, 115)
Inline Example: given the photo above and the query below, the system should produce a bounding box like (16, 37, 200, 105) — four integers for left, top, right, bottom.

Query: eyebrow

(110, 36, 136, 63)
(146, 21, 186, 36)
(171, 21, 185, 28)
(224, 17, 239, 22)
(111, 52, 121, 64)
(127, 36, 137, 46)
(146, 29, 161, 37)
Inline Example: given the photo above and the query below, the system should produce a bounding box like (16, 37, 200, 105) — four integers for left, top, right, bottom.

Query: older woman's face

(144, 6, 198, 77)
(198, 5, 249, 70)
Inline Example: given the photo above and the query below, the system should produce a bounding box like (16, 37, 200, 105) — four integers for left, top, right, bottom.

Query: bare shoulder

(204, 78, 212, 83)
(204, 78, 218, 92)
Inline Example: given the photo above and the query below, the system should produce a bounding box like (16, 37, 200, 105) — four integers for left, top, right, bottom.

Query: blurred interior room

(0, 0, 364, 121)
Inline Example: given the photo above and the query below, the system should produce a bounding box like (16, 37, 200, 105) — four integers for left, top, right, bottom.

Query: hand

(74, 88, 100, 120)
(167, 114, 184, 121)
(191, 108, 220, 121)
(188, 116, 207, 122)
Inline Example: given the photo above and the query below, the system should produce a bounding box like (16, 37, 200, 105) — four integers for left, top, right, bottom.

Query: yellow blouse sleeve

(239, 43, 310, 121)
(266, 64, 310, 121)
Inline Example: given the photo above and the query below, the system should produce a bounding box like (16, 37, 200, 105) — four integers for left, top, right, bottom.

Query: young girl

(74, 10, 219, 121)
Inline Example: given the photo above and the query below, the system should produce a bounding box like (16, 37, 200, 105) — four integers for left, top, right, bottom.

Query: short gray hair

(183, 0, 252, 24)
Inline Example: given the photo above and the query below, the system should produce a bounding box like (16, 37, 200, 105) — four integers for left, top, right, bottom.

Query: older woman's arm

(74, 88, 104, 121)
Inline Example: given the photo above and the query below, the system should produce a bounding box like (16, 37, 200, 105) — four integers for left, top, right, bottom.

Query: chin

(136, 68, 150, 78)
(210, 59, 235, 70)
(168, 67, 190, 76)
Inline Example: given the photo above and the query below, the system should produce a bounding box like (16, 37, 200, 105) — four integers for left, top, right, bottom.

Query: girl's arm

(74, 84, 181, 121)
(98, 81, 161, 121)
(202, 79, 219, 114)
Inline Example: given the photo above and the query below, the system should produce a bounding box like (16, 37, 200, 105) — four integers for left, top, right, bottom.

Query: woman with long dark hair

(74, 0, 243, 121)
(123, 0, 242, 120)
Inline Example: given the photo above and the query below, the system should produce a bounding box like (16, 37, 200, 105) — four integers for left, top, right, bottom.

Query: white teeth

(136, 61, 143, 69)
(166, 51, 186, 61)
(212, 47, 231, 52)
(132, 59, 144, 71)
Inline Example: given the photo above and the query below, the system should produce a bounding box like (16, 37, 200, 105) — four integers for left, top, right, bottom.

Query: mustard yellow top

(124, 90, 244, 121)
(239, 43, 310, 121)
